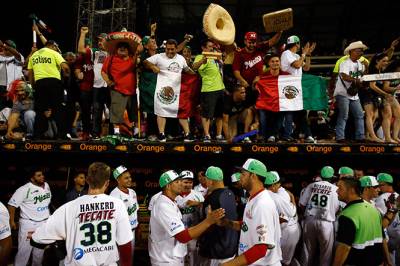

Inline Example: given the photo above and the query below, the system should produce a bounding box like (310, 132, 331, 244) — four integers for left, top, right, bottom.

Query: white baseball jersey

(149, 194, 187, 263)
(299, 180, 339, 222)
(238, 190, 282, 265)
(32, 194, 133, 266)
(110, 187, 138, 230)
(375, 192, 399, 215)
(0, 202, 11, 240)
(176, 190, 205, 228)
(148, 191, 162, 211)
(194, 184, 208, 198)
(8, 182, 51, 221)
(268, 188, 298, 226)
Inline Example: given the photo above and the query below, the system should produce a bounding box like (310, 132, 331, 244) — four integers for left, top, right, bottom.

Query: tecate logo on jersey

(73, 248, 84, 260)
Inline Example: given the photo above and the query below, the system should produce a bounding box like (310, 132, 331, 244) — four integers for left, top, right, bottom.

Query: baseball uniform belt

(21, 217, 48, 223)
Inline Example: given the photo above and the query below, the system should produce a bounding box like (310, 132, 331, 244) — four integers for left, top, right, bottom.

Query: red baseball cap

(245, 32, 257, 41)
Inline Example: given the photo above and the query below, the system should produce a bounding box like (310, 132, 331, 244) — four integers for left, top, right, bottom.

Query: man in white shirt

(194, 169, 208, 197)
(0, 40, 24, 110)
(299, 166, 340, 266)
(175, 170, 205, 266)
(8, 168, 51, 266)
(143, 39, 196, 142)
(110, 165, 138, 257)
(265, 171, 300, 266)
(280, 35, 316, 143)
(31, 162, 133, 266)
(149, 170, 225, 265)
(334, 41, 368, 142)
(221, 158, 282, 266)
(0, 202, 12, 266)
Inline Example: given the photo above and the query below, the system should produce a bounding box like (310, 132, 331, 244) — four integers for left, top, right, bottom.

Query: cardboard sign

(360, 72, 400, 82)
(263, 8, 293, 33)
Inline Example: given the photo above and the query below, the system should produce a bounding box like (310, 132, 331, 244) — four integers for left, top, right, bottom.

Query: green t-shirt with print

(194, 55, 225, 92)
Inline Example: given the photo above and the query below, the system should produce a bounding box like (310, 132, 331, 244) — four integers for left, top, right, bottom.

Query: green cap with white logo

(264, 171, 280, 185)
(113, 165, 128, 179)
(360, 176, 379, 187)
(241, 158, 268, 177)
(205, 166, 223, 181)
(287, 35, 300, 45)
(159, 170, 181, 188)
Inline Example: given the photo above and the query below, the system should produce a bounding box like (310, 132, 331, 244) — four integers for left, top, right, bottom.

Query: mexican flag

(153, 71, 200, 119)
(255, 73, 328, 112)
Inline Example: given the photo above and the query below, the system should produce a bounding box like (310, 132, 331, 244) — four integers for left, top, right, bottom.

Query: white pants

(15, 219, 46, 266)
(300, 217, 335, 266)
(198, 255, 235, 266)
(281, 223, 301, 265)
(151, 257, 184, 266)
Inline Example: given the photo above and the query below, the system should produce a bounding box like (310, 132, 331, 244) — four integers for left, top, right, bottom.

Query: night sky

(2, 0, 76, 56)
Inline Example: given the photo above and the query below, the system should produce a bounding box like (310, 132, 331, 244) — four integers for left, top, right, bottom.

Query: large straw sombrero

(203, 3, 235, 46)
(106, 29, 142, 55)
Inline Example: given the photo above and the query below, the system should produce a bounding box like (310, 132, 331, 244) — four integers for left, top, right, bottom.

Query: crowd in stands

(0, 23, 399, 144)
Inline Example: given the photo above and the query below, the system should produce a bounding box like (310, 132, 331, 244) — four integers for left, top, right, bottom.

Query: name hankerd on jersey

(78, 201, 115, 223)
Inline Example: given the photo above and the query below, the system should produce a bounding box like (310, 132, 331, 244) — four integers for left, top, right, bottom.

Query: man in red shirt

(75, 42, 94, 141)
(232, 31, 282, 141)
(101, 42, 137, 136)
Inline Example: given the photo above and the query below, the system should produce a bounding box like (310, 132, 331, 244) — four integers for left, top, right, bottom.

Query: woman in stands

(383, 59, 400, 142)
(365, 53, 397, 143)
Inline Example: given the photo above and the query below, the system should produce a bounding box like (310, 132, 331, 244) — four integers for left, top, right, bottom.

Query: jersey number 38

(80, 221, 112, 246)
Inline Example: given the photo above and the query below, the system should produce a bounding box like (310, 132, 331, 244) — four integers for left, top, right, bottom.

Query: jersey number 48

(311, 194, 328, 207)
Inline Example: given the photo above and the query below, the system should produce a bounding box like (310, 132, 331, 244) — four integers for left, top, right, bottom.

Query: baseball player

(31, 162, 133, 266)
(299, 165, 340, 266)
(338, 166, 354, 179)
(265, 171, 300, 266)
(8, 167, 52, 266)
(175, 170, 205, 266)
(221, 158, 282, 266)
(359, 175, 380, 206)
(194, 169, 208, 197)
(149, 170, 225, 265)
(0, 202, 12, 266)
(110, 165, 138, 257)
(148, 191, 162, 212)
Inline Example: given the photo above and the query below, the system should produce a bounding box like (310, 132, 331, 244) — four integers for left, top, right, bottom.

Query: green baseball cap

(231, 172, 241, 183)
(113, 165, 128, 179)
(264, 171, 280, 185)
(241, 158, 268, 177)
(287, 35, 300, 45)
(360, 176, 379, 187)
(159, 170, 182, 188)
(205, 166, 223, 181)
(142, 35, 151, 45)
(321, 166, 334, 179)
(377, 173, 393, 184)
(338, 166, 354, 176)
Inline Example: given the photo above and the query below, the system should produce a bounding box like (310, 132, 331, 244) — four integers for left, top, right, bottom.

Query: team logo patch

(73, 248, 84, 260)
(241, 222, 248, 232)
(239, 242, 249, 252)
(282, 85, 299, 99)
(157, 86, 177, 105)
(167, 62, 180, 73)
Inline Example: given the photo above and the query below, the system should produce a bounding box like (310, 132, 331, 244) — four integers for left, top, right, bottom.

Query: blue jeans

(23, 110, 36, 137)
(335, 95, 365, 140)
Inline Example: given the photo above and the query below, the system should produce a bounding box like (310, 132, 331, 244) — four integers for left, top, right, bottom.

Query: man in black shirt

(222, 85, 250, 143)
(65, 171, 87, 202)
(198, 166, 239, 265)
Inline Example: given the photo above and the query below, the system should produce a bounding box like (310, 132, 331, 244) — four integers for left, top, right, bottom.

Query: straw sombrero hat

(203, 3, 235, 46)
(344, 41, 368, 55)
(106, 29, 142, 55)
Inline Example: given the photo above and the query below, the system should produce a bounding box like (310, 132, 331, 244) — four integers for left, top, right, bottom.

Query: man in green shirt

(193, 40, 225, 142)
